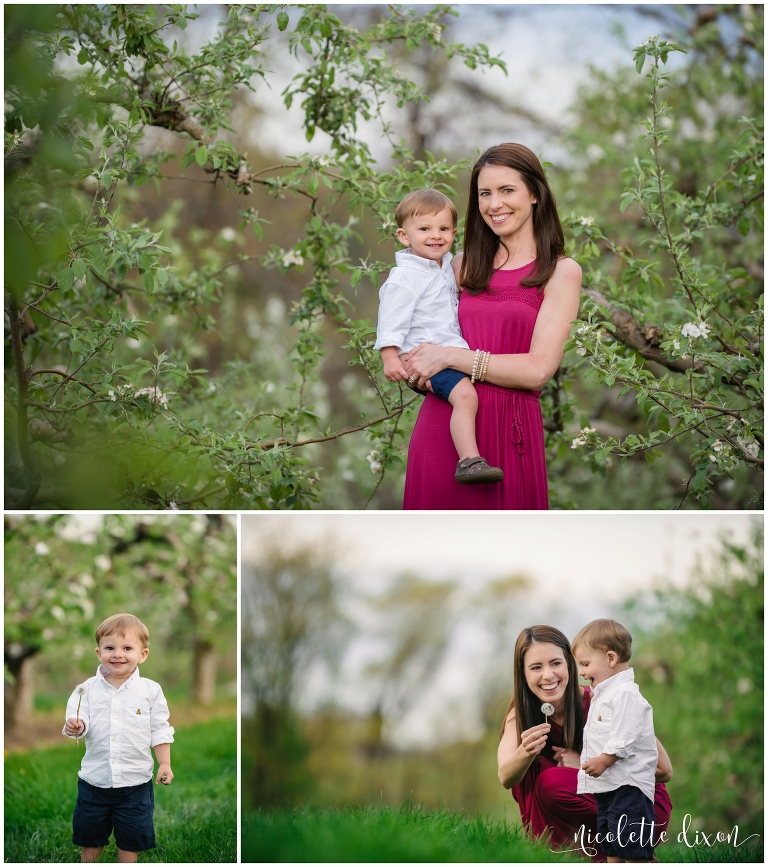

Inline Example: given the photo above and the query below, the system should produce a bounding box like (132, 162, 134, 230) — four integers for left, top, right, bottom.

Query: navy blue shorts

(595, 785, 655, 860)
(408, 367, 468, 401)
(72, 777, 156, 852)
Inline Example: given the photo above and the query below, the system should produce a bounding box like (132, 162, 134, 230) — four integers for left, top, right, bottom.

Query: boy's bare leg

(81, 847, 105, 862)
(117, 849, 139, 863)
(447, 378, 479, 459)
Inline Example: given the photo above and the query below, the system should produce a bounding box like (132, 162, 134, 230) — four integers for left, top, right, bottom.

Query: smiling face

(396, 205, 457, 262)
(522, 641, 569, 709)
(477, 164, 537, 241)
(95, 629, 149, 683)
(574, 643, 618, 689)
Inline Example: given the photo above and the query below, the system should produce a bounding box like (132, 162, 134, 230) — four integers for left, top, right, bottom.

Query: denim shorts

(408, 367, 468, 401)
(72, 777, 156, 852)
(595, 784, 655, 860)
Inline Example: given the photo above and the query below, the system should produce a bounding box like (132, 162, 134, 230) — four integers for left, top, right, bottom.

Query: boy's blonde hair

(95, 613, 150, 649)
(572, 618, 632, 663)
(395, 189, 457, 228)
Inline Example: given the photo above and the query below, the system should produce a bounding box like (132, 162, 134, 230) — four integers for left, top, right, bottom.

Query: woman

(402, 143, 581, 509)
(497, 626, 673, 861)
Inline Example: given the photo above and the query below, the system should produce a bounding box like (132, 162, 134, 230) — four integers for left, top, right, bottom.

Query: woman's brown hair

(499, 625, 583, 759)
(460, 143, 565, 295)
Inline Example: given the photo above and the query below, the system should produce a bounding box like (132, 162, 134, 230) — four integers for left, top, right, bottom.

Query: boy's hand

(155, 764, 174, 785)
(582, 753, 618, 777)
(380, 346, 409, 382)
(65, 717, 86, 737)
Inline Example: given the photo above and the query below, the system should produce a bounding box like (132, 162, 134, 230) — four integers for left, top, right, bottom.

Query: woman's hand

(552, 746, 581, 768)
(402, 343, 449, 389)
(520, 722, 550, 758)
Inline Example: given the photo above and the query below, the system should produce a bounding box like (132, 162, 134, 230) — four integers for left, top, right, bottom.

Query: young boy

(63, 613, 174, 863)
(374, 188, 504, 485)
(572, 619, 658, 863)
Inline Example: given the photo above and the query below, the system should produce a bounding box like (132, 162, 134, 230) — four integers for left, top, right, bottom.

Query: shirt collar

(593, 667, 634, 698)
(395, 247, 452, 273)
(96, 663, 141, 692)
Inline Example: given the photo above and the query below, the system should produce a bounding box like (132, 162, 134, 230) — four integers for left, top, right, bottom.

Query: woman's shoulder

(553, 255, 582, 283)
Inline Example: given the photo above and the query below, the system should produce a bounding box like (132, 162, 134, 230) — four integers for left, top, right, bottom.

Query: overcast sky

(242, 512, 759, 745)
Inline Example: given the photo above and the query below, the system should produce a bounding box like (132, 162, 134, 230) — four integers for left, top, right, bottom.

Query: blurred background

(241, 513, 763, 837)
(4, 513, 237, 747)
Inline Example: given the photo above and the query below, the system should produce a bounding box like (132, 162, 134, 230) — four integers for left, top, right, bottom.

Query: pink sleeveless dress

(403, 262, 548, 510)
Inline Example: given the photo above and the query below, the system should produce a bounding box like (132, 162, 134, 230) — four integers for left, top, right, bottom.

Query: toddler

(63, 613, 174, 863)
(374, 188, 503, 484)
(572, 619, 658, 863)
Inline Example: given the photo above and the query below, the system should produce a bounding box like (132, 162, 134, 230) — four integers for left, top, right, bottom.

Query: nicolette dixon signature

(561, 813, 760, 858)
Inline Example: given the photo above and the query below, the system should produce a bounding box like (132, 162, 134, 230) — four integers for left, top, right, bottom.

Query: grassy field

(4, 718, 236, 863)
(242, 804, 764, 863)
(243, 804, 581, 862)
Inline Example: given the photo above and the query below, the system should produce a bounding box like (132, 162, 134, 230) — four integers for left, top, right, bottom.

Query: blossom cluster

(366, 448, 383, 474)
(281, 249, 304, 268)
(108, 383, 170, 410)
(571, 427, 597, 449)
(680, 321, 711, 340)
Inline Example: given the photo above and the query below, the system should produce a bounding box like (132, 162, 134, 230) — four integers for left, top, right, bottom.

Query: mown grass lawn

(4, 718, 236, 863)
(242, 804, 764, 863)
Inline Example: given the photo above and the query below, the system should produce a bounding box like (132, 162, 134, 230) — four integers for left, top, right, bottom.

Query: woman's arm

(497, 708, 552, 789)
(404, 256, 582, 391)
(655, 737, 673, 783)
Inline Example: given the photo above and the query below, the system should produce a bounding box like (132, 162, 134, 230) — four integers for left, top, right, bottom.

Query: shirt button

(112, 737, 117, 742)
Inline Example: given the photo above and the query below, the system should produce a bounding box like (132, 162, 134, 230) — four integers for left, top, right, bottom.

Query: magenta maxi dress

(403, 261, 549, 510)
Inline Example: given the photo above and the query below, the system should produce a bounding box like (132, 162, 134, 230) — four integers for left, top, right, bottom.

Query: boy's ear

(606, 651, 618, 668)
(395, 227, 411, 247)
(139, 647, 149, 663)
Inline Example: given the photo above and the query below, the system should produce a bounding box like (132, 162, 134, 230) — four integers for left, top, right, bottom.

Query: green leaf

(195, 145, 209, 167)
(738, 215, 750, 236)
(72, 258, 87, 280)
(277, 11, 289, 31)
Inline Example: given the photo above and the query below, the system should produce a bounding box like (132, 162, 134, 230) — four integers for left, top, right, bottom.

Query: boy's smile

(95, 629, 149, 685)
(396, 205, 457, 263)
(574, 644, 620, 689)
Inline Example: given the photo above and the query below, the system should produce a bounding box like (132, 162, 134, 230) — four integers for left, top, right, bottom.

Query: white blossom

(51, 605, 65, 621)
(135, 386, 169, 409)
(94, 554, 112, 571)
(220, 227, 236, 242)
(281, 249, 304, 268)
(169, 501, 180, 511)
(366, 450, 382, 474)
(737, 436, 760, 459)
(579, 216, 594, 227)
(35, 542, 50, 556)
(681, 321, 711, 339)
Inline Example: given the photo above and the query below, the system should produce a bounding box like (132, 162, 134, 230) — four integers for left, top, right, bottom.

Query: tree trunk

(192, 639, 216, 705)
(4, 650, 37, 733)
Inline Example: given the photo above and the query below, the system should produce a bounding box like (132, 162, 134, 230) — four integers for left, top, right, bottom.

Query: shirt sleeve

(373, 273, 421, 352)
(149, 685, 175, 747)
(603, 690, 645, 758)
(63, 684, 90, 739)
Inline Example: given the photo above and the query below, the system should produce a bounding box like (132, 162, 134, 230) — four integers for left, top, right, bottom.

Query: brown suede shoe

(455, 456, 504, 485)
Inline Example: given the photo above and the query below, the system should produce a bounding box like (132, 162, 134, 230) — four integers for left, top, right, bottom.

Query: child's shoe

(455, 456, 504, 485)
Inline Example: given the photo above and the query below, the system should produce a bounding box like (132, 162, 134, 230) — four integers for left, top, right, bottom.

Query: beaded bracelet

(479, 351, 491, 382)
(470, 348, 482, 384)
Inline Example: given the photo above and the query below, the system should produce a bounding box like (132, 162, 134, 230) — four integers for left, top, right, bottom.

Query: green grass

(243, 804, 765, 863)
(243, 804, 583, 862)
(4, 718, 236, 863)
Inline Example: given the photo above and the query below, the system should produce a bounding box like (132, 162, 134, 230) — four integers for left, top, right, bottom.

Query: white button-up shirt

(63, 665, 175, 789)
(577, 668, 657, 802)
(374, 248, 469, 354)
